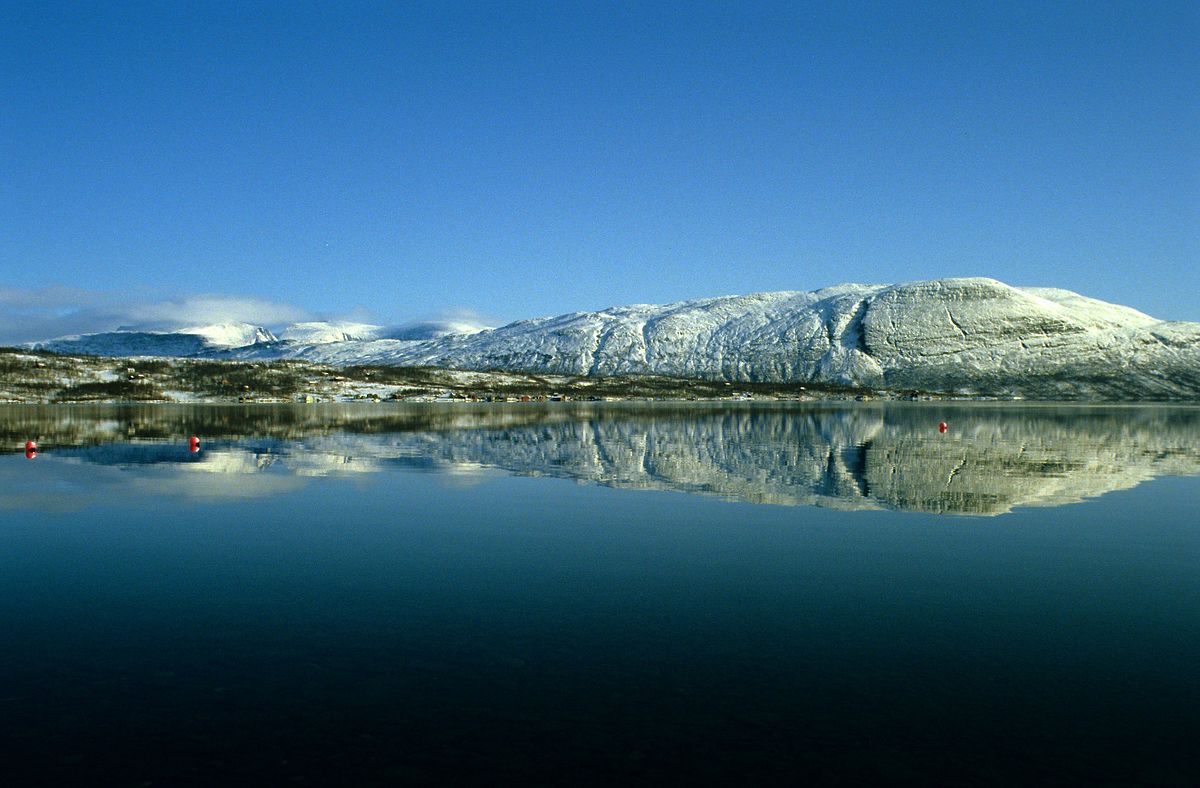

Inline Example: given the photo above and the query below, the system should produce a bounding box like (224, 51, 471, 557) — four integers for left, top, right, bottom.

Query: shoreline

(3, 348, 1198, 405)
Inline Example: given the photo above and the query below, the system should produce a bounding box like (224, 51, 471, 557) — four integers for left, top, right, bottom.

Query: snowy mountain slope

(22, 278, 1200, 399)
(234, 277, 1197, 399)
(270, 319, 489, 349)
(176, 323, 277, 347)
(279, 322, 386, 344)
(30, 322, 277, 357)
(384, 319, 491, 340)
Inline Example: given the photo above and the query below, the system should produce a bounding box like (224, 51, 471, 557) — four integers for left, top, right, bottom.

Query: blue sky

(1, 0, 1197, 342)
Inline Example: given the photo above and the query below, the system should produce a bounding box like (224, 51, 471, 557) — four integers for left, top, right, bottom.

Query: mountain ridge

(23, 277, 1200, 400)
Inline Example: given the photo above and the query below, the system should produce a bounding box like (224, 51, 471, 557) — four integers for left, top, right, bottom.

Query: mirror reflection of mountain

(4, 403, 1200, 515)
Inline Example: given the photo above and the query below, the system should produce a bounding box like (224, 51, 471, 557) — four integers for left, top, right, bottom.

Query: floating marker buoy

(189, 435, 201, 453)
(25, 448, 36, 460)
(938, 421, 948, 433)
(25, 440, 36, 451)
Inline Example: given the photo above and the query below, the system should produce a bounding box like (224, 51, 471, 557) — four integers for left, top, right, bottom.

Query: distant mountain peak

(279, 321, 385, 344)
(382, 319, 491, 341)
(176, 323, 278, 347)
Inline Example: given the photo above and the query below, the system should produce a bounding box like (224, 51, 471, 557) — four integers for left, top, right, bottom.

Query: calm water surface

(1, 403, 1198, 785)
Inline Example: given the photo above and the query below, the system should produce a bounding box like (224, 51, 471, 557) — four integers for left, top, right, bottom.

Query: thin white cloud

(394, 307, 498, 331)
(127, 296, 310, 328)
(0, 286, 110, 309)
(384, 307, 497, 340)
(0, 287, 312, 346)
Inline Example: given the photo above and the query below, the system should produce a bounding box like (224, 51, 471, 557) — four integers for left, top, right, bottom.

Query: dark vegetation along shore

(7, 346, 1195, 404)
(0, 348, 918, 404)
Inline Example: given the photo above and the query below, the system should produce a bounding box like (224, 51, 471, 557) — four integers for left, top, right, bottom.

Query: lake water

(2, 402, 1198, 785)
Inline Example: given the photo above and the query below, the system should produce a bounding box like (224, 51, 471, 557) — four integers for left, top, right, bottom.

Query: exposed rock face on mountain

(24, 279, 1200, 399)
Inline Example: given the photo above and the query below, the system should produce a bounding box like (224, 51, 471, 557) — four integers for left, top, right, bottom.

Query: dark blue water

(1, 404, 1198, 785)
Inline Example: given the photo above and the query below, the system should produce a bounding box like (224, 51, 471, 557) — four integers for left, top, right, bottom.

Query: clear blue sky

(1, 0, 1197, 341)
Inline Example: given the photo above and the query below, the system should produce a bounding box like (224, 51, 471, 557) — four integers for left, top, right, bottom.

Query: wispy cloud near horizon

(0, 288, 313, 346)
(124, 296, 311, 329)
(0, 288, 500, 347)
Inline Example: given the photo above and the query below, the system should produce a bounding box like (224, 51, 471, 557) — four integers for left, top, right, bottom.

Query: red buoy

(25, 448, 36, 460)
(938, 421, 948, 433)
(25, 440, 36, 451)
(189, 435, 201, 453)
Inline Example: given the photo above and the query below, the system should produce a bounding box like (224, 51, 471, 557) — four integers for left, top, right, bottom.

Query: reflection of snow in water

(3, 405, 1200, 514)
(129, 468, 309, 501)
(183, 449, 278, 475)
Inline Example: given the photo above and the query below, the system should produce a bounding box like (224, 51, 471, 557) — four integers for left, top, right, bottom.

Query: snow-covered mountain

(176, 323, 277, 347)
(24, 278, 1200, 399)
(26, 318, 488, 361)
(384, 319, 491, 341)
(31, 322, 278, 357)
(279, 322, 386, 344)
